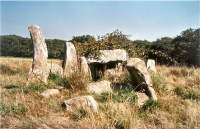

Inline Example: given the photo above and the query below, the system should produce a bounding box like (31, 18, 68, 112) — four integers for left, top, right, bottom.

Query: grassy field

(0, 57, 200, 129)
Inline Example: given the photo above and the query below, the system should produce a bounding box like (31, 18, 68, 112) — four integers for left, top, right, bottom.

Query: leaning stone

(28, 25, 49, 84)
(147, 59, 157, 73)
(136, 92, 149, 107)
(63, 42, 78, 77)
(87, 80, 112, 94)
(126, 58, 157, 101)
(48, 63, 63, 77)
(41, 89, 60, 98)
(63, 96, 98, 112)
(80, 56, 92, 81)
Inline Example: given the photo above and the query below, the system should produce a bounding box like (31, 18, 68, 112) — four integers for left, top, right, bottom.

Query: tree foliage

(0, 28, 199, 66)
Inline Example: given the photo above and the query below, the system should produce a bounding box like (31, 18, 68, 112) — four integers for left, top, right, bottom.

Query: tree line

(0, 28, 199, 66)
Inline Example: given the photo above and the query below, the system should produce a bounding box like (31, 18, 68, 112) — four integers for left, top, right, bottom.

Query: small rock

(41, 89, 59, 98)
(87, 80, 112, 94)
(63, 96, 98, 112)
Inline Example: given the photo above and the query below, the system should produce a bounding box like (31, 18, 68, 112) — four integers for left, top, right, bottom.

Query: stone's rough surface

(63, 96, 98, 112)
(48, 63, 63, 77)
(63, 42, 78, 77)
(87, 49, 128, 64)
(126, 58, 157, 101)
(136, 92, 149, 107)
(147, 59, 157, 73)
(28, 25, 49, 83)
(80, 57, 92, 80)
(87, 80, 112, 94)
(41, 89, 60, 98)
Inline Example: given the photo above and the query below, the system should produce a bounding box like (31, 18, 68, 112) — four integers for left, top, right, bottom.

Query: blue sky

(1, 1, 199, 41)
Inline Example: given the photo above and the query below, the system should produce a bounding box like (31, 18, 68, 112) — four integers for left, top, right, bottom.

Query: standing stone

(80, 57, 92, 81)
(28, 25, 49, 83)
(63, 42, 78, 77)
(126, 58, 157, 101)
(147, 59, 157, 73)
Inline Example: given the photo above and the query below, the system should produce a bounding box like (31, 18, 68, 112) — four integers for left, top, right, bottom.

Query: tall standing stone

(80, 56, 92, 81)
(28, 25, 49, 84)
(63, 42, 78, 77)
(147, 59, 157, 73)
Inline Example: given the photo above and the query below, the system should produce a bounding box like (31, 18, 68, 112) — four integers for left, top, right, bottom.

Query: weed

(174, 87, 200, 101)
(23, 83, 48, 94)
(0, 64, 20, 75)
(94, 92, 111, 103)
(67, 72, 88, 92)
(4, 84, 21, 94)
(141, 99, 160, 112)
(70, 108, 88, 121)
(94, 88, 137, 104)
(48, 73, 70, 88)
(114, 118, 132, 129)
(0, 102, 27, 116)
(151, 73, 167, 94)
(4, 84, 19, 89)
(112, 88, 137, 104)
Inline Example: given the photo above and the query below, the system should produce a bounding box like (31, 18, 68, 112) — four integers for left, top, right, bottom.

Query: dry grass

(0, 57, 200, 129)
